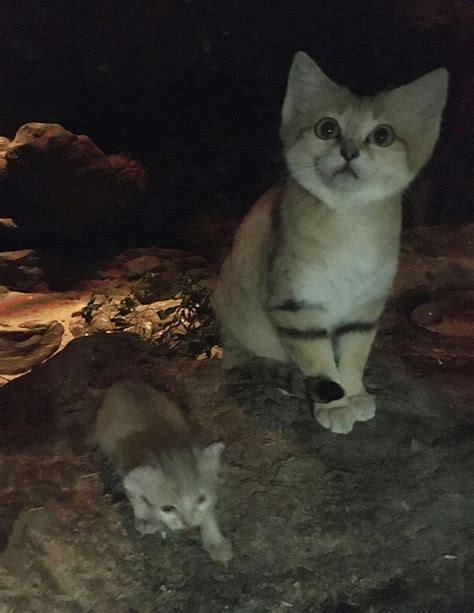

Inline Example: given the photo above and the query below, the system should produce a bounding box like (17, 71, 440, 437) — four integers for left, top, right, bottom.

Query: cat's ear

(281, 52, 338, 132)
(389, 68, 449, 125)
(385, 68, 449, 168)
(198, 441, 225, 475)
(123, 466, 162, 495)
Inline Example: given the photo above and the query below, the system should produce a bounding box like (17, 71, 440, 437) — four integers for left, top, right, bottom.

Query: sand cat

(95, 379, 232, 563)
(213, 51, 448, 434)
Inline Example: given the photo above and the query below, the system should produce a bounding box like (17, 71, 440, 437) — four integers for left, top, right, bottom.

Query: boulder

(3, 123, 150, 243)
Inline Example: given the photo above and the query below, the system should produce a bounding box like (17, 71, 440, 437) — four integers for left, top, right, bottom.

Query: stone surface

(0, 249, 48, 293)
(0, 321, 64, 375)
(107, 152, 151, 211)
(0, 225, 473, 610)
(0, 246, 218, 381)
(0, 290, 91, 381)
(0, 333, 472, 611)
(1, 123, 151, 243)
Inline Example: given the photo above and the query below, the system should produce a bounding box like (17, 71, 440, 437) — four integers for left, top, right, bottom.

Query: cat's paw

(205, 538, 233, 564)
(135, 518, 159, 536)
(314, 405, 357, 434)
(349, 393, 376, 422)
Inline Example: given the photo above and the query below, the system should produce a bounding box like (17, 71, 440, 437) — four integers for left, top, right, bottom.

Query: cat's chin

(296, 172, 397, 211)
(294, 174, 367, 210)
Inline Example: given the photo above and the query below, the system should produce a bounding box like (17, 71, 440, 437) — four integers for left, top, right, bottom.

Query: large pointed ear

(389, 68, 449, 125)
(384, 67, 449, 168)
(281, 52, 340, 140)
(197, 441, 225, 476)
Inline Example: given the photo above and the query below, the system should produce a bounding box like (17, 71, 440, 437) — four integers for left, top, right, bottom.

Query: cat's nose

(340, 142, 359, 162)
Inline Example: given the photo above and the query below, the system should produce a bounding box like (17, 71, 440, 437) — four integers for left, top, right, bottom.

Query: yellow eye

(315, 117, 340, 140)
(367, 124, 395, 147)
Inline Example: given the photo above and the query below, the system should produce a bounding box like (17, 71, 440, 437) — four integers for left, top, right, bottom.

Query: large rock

(0, 321, 64, 375)
(0, 249, 48, 292)
(3, 123, 150, 243)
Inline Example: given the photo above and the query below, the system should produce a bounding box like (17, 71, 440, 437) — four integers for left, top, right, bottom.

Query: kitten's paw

(135, 518, 159, 536)
(314, 405, 357, 434)
(349, 393, 376, 422)
(205, 538, 233, 564)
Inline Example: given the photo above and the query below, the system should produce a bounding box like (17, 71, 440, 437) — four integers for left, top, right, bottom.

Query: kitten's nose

(340, 142, 359, 162)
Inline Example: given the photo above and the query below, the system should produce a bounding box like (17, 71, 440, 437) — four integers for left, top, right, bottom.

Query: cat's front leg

(200, 512, 233, 564)
(268, 304, 357, 434)
(335, 313, 381, 424)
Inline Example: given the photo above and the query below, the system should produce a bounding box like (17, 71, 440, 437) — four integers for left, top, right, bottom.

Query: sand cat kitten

(95, 379, 232, 563)
(213, 51, 448, 434)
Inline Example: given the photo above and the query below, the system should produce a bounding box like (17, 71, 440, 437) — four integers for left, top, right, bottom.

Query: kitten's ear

(198, 441, 225, 475)
(281, 52, 338, 133)
(390, 68, 449, 124)
(123, 466, 161, 495)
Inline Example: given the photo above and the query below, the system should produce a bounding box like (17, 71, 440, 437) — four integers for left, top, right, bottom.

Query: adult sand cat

(213, 51, 448, 434)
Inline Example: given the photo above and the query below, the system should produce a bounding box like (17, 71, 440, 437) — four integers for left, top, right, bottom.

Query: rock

(122, 255, 166, 279)
(0, 249, 48, 292)
(0, 138, 11, 216)
(133, 269, 180, 303)
(0, 321, 64, 375)
(0, 333, 472, 611)
(186, 267, 216, 281)
(403, 223, 474, 258)
(411, 302, 444, 327)
(3, 123, 150, 243)
(107, 152, 151, 208)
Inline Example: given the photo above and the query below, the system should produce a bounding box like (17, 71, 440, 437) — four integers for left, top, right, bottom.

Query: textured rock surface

(0, 246, 218, 381)
(0, 225, 473, 610)
(0, 321, 64, 375)
(1, 123, 151, 243)
(0, 249, 48, 293)
(0, 332, 472, 612)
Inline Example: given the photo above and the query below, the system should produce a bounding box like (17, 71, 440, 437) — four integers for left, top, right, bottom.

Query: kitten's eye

(140, 496, 153, 508)
(161, 505, 176, 513)
(314, 117, 340, 140)
(197, 494, 207, 505)
(367, 124, 395, 147)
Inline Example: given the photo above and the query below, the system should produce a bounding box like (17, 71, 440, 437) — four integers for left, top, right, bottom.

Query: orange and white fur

(95, 380, 232, 563)
(213, 52, 448, 434)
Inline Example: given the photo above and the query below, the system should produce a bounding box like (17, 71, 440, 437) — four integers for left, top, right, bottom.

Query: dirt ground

(0, 225, 473, 612)
(0, 329, 473, 613)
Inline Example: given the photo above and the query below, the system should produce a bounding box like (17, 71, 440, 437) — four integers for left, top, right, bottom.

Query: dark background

(0, 0, 472, 248)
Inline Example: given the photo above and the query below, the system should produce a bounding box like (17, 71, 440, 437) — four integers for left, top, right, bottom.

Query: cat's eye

(314, 117, 340, 140)
(140, 496, 153, 508)
(197, 494, 207, 505)
(161, 505, 176, 513)
(367, 124, 395, 147)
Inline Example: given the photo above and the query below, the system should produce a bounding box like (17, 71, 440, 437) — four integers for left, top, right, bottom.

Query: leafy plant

(78, 295, 103, 323)
(153, 273, 220, 358)
(76, 272, 220, 359)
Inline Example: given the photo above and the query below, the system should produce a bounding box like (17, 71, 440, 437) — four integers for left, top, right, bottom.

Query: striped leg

(335, 312, 381, 423)
(336, 323, 377, 396)
(268, 303, 360, 434)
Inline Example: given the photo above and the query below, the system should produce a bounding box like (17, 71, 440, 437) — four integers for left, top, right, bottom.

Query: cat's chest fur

(271, 193, 401, 320)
